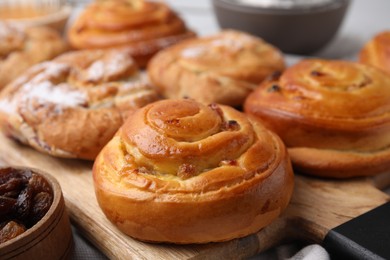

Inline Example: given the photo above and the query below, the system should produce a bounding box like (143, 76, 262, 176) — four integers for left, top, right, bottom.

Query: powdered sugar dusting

(212, 38, 243, 50)
(20, 62, 87, 108)
(0, 22, 24, 40)
(0, 61, 86, 115)
(211, 33, 255, 50)
(30, 62, 70, 83)
(86, 60, 105, 82)
(86, 52, 134, 82)
(0, 96, 17, 115)
(181, 46, 207, 58)
(180, 33, 256, 58)
(23, 81, 87, 108)
(106, 52, 133, 75)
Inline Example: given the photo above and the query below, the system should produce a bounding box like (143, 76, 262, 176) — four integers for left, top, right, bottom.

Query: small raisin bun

(0, 22, 67, 90)
(147, 30, 285, 107)
(93, 98, 294, 244)
(0, 48, 160, 160)
(359, 31, 390, 74)
(244, 59, 390, 178)
(67, 0, 195, 68)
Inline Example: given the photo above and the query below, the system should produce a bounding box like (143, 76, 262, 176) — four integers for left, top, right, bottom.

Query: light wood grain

(0, 132, 388, 259)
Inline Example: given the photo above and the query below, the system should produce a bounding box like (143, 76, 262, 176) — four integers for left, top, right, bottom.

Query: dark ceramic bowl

(212, 0, 350, 54)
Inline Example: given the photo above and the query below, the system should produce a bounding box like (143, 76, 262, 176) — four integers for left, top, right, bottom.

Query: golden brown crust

(0, 48, 160, 160)
(67, 0, 195, 67)
(244, 59, 390, 178)
(93, 99, 294, 243)
(359, 31, 390, 74)
(0, 22, 67, 90)
(147, 30, 285, 107)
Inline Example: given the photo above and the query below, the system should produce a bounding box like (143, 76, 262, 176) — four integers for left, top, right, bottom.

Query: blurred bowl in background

(212, 0, 350, 54)
(0, 1, 71, 32)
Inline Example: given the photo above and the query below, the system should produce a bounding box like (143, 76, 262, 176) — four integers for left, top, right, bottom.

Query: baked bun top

(0, 48, 160, 160)
(359, 31, 390, 74)
(244, 59, 390, 178)
(147, 30, 285, 107)
(0, 22, 67, 90)
(93, 98, 294, 243)
(67, 0, 195, 67)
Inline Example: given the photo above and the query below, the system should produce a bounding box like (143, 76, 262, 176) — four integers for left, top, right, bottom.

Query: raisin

(177, 164, 196, 179)
(310, 70, 326, 77)
(28, 173, 52, 195)
(0, 168, 31, 184)
(0, 196, 17, 217)
(208, 103, 224, 118)
(267, 84, 281, 92)
(13, 186, 34, 221)
(28, 192, 53, 227)
(165, 118, 180, 124)
(0, 178, 26, 197)
(221, 120, 240, 131)
(0, 221, 26, 244)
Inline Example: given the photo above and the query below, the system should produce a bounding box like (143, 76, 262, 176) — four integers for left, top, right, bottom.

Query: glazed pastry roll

(359, 31, 390, 74)
(93, 99, 294, 244)
(0, 22, 67, 90)
(0, 48, 160, 160)
(147, 30, 285, 107)
(68, 0, 195, 67)
(245, 59, 390, 178)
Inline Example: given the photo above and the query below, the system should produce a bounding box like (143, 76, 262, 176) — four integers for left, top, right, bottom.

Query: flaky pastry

(0, 22, 67, 90)
(245, 59, 390, 178)
(0, 48, 160, 160)
(67, 0, 195, 67)
(359, 31, 390, 74)
(147, 30, 285, 107)
(93, 99, 294, 243)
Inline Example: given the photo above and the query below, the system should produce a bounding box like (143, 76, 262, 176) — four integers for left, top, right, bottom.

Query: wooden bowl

(0, 167, 73, 260)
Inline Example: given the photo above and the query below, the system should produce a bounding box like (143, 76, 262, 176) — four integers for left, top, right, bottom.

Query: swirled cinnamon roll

(0, 22, 67, 90)
(244, 59, 390, 178)
(147, 30, 285, 107)
(93, 99, 294, 243)
(0, 48, 160, 160)
(359, 31, 390, 74)
(67, 0, 195, 67)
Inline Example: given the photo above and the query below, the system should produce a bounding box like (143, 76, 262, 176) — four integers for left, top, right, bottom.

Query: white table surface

(64, 0, 390, 259)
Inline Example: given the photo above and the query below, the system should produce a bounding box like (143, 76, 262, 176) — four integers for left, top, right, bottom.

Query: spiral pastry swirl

(245, 59, 390, 178)
(67, 0, 195, 67)
(0, 22, 67, 90)
(93, 99, 293, 243)
(359, 31, 390, 74)
(0, 48, 159, 160)
(147, 30, 285, 107)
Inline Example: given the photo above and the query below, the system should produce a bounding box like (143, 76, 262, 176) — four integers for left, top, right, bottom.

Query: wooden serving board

(0, 132, 389, 259)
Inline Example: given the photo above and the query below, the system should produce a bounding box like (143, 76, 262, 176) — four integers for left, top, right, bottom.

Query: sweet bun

(359, 31, 390, 74)
(147, 30, 285, 107)
(67, 0, 195, 67)
(0, 22, 67, 90)
(244, 59, 390, 178)
(93, 98, 294, 244)
(0, 48, 160, 160)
